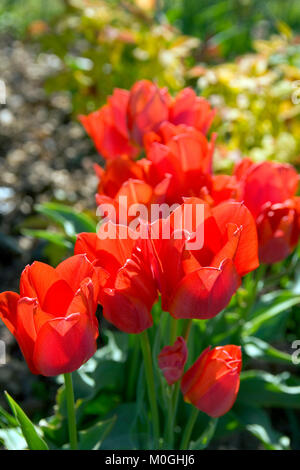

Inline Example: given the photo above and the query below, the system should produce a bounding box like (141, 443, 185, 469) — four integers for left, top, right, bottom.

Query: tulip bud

(181, 345, 242, 417)
(158, 336, 188, 385)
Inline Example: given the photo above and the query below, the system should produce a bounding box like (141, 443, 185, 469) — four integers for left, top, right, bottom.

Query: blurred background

(0, 0, 300, 448)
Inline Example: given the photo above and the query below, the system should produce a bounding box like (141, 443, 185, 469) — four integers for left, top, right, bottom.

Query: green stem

(64, 373, 78, 450)
(180, 407, 199, 450)
(140, 330, 160, 448)
(170, 317, 178, 345)
(182, 319, 193, 341)
(165, 380, 181, 449)
(126, 335, 140, 401)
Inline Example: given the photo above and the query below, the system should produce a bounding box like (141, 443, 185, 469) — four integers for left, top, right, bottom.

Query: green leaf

(189, 418, 218, 450)
(238, 371, 300, 409)
(243, 336, 292, 365)
(233, 405, 290, 450)
(5, 392, 49, 450)
(35, 202, 97, 237)
(242, 294, 300, 339)
(22, 229, 73, 249)
(79, 416, 116, 450)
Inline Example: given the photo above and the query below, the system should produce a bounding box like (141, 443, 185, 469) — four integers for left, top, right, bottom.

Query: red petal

(212, 202, 259, 276)
(169, 259, 241, 319)
(0, 291, 20, 335)
(33, 313, 97, 376)
(56, 254, 95, 293)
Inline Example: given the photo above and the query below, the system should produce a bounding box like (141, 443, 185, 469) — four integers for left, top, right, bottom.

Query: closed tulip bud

(181, 345, 242, 418)
(158, 336, 188, 385)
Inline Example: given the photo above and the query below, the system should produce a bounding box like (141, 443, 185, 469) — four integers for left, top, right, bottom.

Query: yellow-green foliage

(40, 0, 199, 114)
(197, 34, 300, 170)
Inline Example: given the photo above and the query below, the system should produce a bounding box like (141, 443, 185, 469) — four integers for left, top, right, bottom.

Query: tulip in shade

(181, 345, 242, 418)
(0, 255, 99, 376)
(75, 224, 158, 334)
(80, 80, 215, 160)
(235, 159, 300, 263)
(158, 336, 188, 385)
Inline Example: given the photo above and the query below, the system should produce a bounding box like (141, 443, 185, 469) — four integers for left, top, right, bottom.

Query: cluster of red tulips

(1, 80, 300, 449)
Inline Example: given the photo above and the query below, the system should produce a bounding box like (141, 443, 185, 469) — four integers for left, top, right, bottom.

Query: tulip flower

(94, 156, 171, 223)
(80, 80, 215, 160)
(234, 159, 300, 263)
(145, 123, 215, 205)
(158, 336, 188, 385)
(150, 198, 259, 319)
(181, 345, 242, 418)
(75, 224, 158, 333)
(0, 255, 99, 376)
(79, 88, 138, 160)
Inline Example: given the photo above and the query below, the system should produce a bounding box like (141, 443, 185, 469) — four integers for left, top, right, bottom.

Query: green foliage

(37, 0, 199, 114)
(4, 393, 49, 450)
(197, 34, 300, 170)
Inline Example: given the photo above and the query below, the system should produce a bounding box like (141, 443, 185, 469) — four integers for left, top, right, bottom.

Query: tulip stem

(64, 373, 78, 450)
(180, 406, 199, 450)
(165, 380, 180, 448)
(140, 330, 160, 448)
(170, 317, 177, 345)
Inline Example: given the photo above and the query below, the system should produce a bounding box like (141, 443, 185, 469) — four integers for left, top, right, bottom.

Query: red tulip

(181, 345, 242, 418)
(158, 336, 188, 385)
(235, 159, 300, 263)
(94, 156, 171, 223)
(150, 198, 259, 319)
(127, 80, 170, 146)
(145, 122, 215, 205)
(0, 255, 99, 376)
(79, 89, 138, 160)
(80, 81, 215, 160)
(168, 88, 216, 135)
(75, 224, 158, 333)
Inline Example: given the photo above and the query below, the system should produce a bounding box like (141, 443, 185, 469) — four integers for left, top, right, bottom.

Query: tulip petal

(56, 253, 95, 293)
(20, 262, 60, 305)
(33, 313, 96, 376)
(170, 259, 241, 319)
(0, 291, 20, 334)
(212, 202, 259, 276)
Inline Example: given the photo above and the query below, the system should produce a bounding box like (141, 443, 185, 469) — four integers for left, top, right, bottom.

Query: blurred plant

(0, 0, 64, 37)
(164, 0, 300, 60)
(195, 32, 300, 171)
(36, 0, 199, 115)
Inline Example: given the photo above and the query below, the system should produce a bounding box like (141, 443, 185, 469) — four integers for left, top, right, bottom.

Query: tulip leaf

(243, 336, 292, 365)
(35, 202, 97, 237)
(189, 417, 218, 450)
(78, 416, 116, 450)
(22, 229, 73, 249)
(5, 392, 49, 450)
(238, 371, 300, 409)
(242, 294, 300, 340)
(233, 405, 290, 450)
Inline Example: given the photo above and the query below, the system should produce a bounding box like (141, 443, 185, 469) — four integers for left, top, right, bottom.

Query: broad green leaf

(35, 202, 97, 237)
(233, 405, 290, 450)
(5, 392, 49, 450)
(238, 371, 300, 409)
(189, 418, 218, 450)
(22, 229, 73, 249)
(79, 416, 116, 450)
(243, 336, 292, 365)
(100, 404, 140, 450)
(243, 295, 300, 339)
